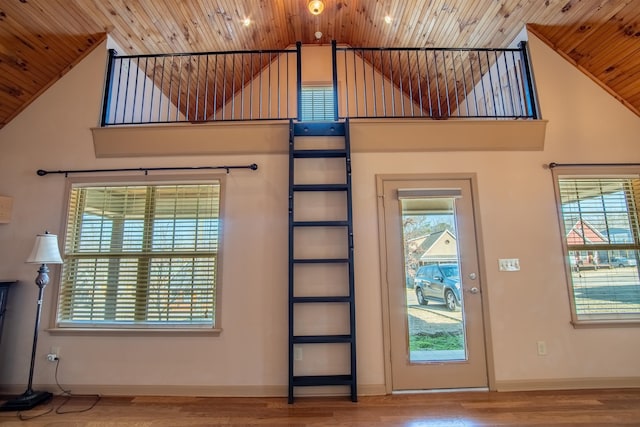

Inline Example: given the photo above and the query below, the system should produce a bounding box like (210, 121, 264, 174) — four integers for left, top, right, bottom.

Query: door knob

(468, 287, 480, 294)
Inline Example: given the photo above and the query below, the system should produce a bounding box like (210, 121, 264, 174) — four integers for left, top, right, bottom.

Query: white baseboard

(495, 377, 640, 392)
(0, 383, 386, 398)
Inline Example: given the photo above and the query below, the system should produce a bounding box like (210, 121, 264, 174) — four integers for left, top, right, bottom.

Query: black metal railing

(101, 43, 301, 126)
(331, 41, 539, 120)
(100, 41, 540, 126)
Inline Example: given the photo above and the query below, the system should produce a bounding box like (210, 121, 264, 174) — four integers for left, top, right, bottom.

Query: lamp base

(0, 390, 53, 411)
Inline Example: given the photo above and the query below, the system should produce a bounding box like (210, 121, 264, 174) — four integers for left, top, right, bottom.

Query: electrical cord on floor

(52, 357, 102, 414)
(17, 357, 102, 420)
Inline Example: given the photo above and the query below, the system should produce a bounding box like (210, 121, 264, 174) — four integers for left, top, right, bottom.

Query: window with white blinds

(57, 182, 221, 329)
(300, 85, 335, 121)
(555, 172, 640, 324)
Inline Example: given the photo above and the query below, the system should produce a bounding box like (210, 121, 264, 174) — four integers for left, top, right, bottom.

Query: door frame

(375, 173, 496, 393)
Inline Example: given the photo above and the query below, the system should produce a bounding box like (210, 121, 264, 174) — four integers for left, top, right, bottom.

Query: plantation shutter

(300, 85, 334, 121)
(58, 182, 220, 328)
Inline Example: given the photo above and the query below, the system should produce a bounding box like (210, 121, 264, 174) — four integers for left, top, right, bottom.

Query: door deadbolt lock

(468, 273, 477, 280)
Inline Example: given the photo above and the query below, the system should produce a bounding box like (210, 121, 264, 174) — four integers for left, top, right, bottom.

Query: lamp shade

(26, 233, 63, 264)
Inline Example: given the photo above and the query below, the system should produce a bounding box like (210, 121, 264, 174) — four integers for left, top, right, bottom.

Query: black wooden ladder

(288, 118, 357, 403)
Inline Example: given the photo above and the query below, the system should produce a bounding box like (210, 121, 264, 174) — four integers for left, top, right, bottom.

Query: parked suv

(610, 256, 637, 267)
(414, 263, 461, 311)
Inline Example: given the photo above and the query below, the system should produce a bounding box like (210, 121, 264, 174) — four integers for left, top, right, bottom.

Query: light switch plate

(498, 258, 520, 271)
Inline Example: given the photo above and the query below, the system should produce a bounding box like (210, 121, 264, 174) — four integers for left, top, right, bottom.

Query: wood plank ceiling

(1, 0, 640, 129)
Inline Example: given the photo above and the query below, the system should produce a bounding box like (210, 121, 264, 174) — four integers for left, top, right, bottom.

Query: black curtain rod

(548, 162, 640, 169)
(37, 164, 258, 177)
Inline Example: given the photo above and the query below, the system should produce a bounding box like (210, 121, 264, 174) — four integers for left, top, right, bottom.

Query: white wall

(0, 31, 639, 396)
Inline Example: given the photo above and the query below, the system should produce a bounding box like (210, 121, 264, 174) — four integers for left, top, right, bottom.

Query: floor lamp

(0, 232, 62, 412)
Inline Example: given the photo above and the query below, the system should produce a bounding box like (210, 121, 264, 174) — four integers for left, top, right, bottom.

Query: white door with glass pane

(379, 176, 488, 390)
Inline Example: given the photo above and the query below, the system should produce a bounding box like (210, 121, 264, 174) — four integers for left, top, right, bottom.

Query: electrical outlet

(537, 340, 547, 356)
(46, 353, 58, 362)
(294, 347, 303, 361)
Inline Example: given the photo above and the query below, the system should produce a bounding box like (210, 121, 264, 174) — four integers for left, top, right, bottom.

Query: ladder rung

(293, 220, 349, 227)
(293, 258, 349, 264)
(293, 335, 353, 344)
(293, 184, 348, 192)
(293, 149, 347, 158)
(293, 122, 345, 136)
(292, 296, 351, 303)
(292, 375, 354, 387)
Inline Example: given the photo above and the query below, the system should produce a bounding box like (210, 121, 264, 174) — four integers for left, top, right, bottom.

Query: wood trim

(0, 383, 387, 398)
(526, 25, 640, 118)
(495, 377, 640, 392)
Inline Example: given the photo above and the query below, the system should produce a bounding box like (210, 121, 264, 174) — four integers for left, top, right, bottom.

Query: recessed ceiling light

(243, 17, 251, 26)
(308, 0, 325, 15)
(384, 15, 392, 24)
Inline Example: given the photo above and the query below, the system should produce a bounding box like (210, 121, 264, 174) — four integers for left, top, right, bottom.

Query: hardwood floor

(1, 389, 639, 426)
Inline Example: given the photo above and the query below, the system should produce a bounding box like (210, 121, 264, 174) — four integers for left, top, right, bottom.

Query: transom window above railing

(100, 41, 539, 126)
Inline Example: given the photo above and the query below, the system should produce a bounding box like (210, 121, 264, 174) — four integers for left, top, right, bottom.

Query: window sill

(47, 327, 223, 336)
(571, 320, 640, 329)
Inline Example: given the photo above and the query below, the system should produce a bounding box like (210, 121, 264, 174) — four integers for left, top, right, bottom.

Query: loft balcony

(92, 41, 547, 157)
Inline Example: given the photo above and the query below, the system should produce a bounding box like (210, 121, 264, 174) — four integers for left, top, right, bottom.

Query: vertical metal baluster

(458, 50, 470, 117)
(140, 57, 148, 123)
(451, 50, 461, 117)
(122, 58, 132, 123)
(415, 50, 423, 117)
(477, 52, 488, 117)
(267, 53, 272, 118)
(195, 55, 201, 121)
(204, 55, 209, 120)
(249, 53, 253, 120)
(353, 50, 359, 116)
(380, 50, 386, 117)
(406, 51, 414, 117)
(158, 56, 165, 122)
(241, 53, 245, 120)
(467, 52, 479, 117)
(231, 53, 236, 119)
(114, 58, 124, 124)
(148, 57, 157, 123)
(494, 51, 507, 118)
(485, 51, 497, 117)
(259, 52, 262, 119)
(433, 51, 442, 117)
(186, 55, 192, 121)
(389, 50, 395, 116)
(344, 49, 349, 118)
(167, 56, 174, 122)
(286, 51, 289, 118)
(442, 51, 451, 117)
(213, 54, 218, 120)
(503, 51, 517, 117)
(132, 57, 140, 123)
(371, 50, 377, 117)
(361, 49, 368, 116)
(176, 57, 183, 122)
(424, 50, 433, 117)
(277, 52, 281, 119)
(222, 55, 227, 120)
(398, 50, 405, 116)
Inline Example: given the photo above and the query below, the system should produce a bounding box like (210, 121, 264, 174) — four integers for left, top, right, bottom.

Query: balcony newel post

(100, 49, 117, 127)
(332, 40, 339, 121)
(296, 41, 302, 121)
(518, 41, 540, 119)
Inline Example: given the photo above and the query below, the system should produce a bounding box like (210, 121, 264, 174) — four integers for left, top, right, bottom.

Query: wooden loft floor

(1, 388, 639, 425)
